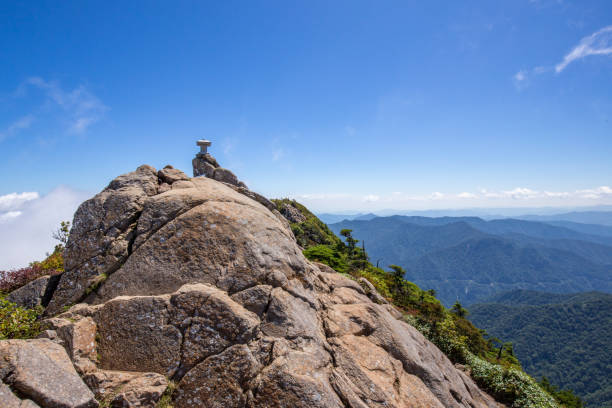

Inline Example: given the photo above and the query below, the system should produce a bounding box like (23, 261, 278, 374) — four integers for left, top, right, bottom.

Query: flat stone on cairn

(196, 139, 211, 156)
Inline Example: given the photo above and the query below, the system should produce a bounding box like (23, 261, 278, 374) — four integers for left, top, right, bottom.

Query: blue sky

(1, 1, 612, 266)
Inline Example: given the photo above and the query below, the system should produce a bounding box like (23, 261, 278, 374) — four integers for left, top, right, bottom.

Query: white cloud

(512, 70, 531, 90)
(0, 211, 22, 223)
(291, 185, 612, 212)
(0, 186, 90, 270)
(0, 115, 35, 142)
(514, 70, 527, 82)
(502, 187, 539, 199)
(543, 191, 570, 198)
(575, 185, 612, 199)
(0, 192, 39, 211)
(556, 26, 612, 73)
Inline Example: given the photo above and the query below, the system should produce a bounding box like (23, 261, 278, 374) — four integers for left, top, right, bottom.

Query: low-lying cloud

(0, 187, 90, 270)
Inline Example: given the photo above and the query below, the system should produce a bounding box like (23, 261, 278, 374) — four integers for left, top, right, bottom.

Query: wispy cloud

(1, 77, 107, 143)
(513, 26, 612, 87)
(0, 192, 39, 212)
(26, 77, 107, 133)
(272, 148, 285, 161)
(556, 26, 612, 72)
(0, 115, 35, 142)
(514, 70, 527, 82)
(0, 211, 23, 223)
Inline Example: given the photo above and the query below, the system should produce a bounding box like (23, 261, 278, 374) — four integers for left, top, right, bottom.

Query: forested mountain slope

(329, 216, 612, 306)
(469, 291, 612, 407)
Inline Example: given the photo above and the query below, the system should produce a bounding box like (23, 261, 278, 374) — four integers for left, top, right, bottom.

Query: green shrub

(0, 298, 42, 339)
(303, 245, 349, 273)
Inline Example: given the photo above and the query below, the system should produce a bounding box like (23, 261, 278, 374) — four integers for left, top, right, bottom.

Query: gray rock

(157, 182, 171, 194)
(192, 157, 216, 178)
(202, 153, 219, 167)
(83, 370, 167, 407)
(46, 165, 160, 316)
(90, 177, 307, 303)
(7, 275, 50, 309)
(0, 339, 97, 408)
(279, 202, 307, 224)
(42, 316, 98, 374)
(0, 382, 23, 408)
(212, 167, 239, 185)
(224, 184, 275, 212)
(175, 344, 260, 408)
(230, 284, 272, 316)
(157, 167, 189, 184)
(358, 277, 388, 304)
(93, 295, 181, 377)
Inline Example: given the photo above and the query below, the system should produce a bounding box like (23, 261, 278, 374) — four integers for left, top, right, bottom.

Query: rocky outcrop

(5, 164, 505, 407)
(278, 202, 307, 224)
(83, 370, 167, 407)
(0, 339, 97, 408)
(192, 151, 247, 189)
(0, 382, 40, 408)
(7, 276, 50, 309)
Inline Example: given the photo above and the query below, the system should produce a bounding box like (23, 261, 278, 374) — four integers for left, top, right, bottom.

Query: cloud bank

(294, 185, 612, 212)
(0, 187, 90, 270)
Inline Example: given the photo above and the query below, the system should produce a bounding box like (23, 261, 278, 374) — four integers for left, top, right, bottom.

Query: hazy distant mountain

(539, 220, 612, 238)
(329, 216, 612, 306)
(317, 213, 365, 224)
(469, 290, 612, 407)
(353, 213, 378, 221)
(519, 210, 612, 226)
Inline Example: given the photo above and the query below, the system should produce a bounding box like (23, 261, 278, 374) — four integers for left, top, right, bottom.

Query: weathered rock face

(7, 275, 51, 309)
(279, 202, 307, 224)
(0, 339, 97, 408)
(29, 165, 504, 407)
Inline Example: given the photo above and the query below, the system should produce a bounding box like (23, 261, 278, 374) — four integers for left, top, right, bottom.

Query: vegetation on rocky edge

(470, 290, 611, 407)
(273, 198, 583, 408)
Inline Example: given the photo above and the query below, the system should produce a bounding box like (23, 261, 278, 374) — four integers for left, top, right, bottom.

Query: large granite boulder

(7, 275, 51, 309)
(39, 165, 503, 408)
(0, 339, 97, 408)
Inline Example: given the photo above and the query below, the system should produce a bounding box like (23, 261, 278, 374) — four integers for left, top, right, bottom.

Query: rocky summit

(1, 162, 504, 407)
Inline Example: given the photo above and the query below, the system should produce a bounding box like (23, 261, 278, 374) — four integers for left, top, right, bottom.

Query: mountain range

(329, 215, 612, 306)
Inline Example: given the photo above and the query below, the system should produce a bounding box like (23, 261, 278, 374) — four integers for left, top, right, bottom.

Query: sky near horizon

(1, 1, 612, 266)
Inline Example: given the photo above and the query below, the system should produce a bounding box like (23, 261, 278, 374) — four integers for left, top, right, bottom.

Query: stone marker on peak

(196, 139, 211, 156)
(192, 138, 247, 189)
